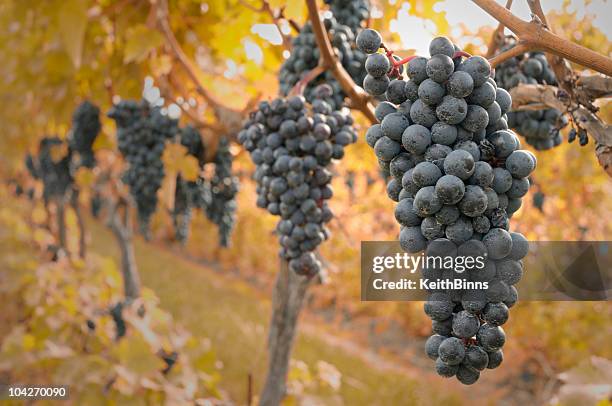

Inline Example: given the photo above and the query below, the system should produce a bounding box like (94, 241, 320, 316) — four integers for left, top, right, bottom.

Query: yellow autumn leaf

(124, 25, 164, 64)
(180, 155, 200, 182)
(56, 0, 88, 67)
(113, 335, 165, 376)
(162, 143, 188, 174)
(22, 333, 36, 351)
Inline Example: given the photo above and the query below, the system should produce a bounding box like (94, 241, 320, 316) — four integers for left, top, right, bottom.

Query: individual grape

(424, 292, 454, 321)
(482, 228, 512, 259)
(414, 186, 442, 216)
(461, 105, 489, 132)
(436, 358, 459, 377)
(425, 334, 447, 360)
(507, 232, 528, 260)
(435, 175, 465, 205)
(365, 53, 391, 77)
(365, 124, 383, 147)
(466, 82, 496, 107)
(426, 54, 455, 83)
(505, 150, 535, 178)
(443, 150, 475, 181)
(418, 79, 446, 105)
(486, 279, 510, 303)
(487, 130, 518, 158)
(452, 310, 480, 338)
(476, 325, 506, 352)
(374, 136, 402, 161)
(435, 205, 460, 225)
(454, 140, 481, 162)
(402, 124, 432, 155)
(412, 162, 443, 187)
(456, 365, 480, 385)
(386, 79, 408, 104)
(421, 217, 445, 240)
(429, 36, 455, 57)
(445, 216, 474, 243)
(468, 161, 494, 187)
(375, 101, 397, 122)
(431, 122, 458, 145)
(400, 226, 427, 253)
(506, 177, 530, 199)
(483, 302, 509, 326)
(395, 198, 422, 227)
(364, 74, 390, 96)
(432, 317, 453, 336)
(438, 337, 466, 365)
(390, 153, 415, 179)
(410, 99, 438, 128)
(356, 28, 382, 54)
(491, 168, 513, 194)
(407, 56, 429, 84)
(381, 112, 411, 142)
(486, 349, 504, 369)
(458, 56, 491, 87)
(446, 71, 474, 98)
(458, 185, 487, 217)
(464, 346, 489, 371)
(504, 286, 518, 308)
(436, 96, 468, 125)
(495, 88, 512, 114)
(461, 289, 487, 314)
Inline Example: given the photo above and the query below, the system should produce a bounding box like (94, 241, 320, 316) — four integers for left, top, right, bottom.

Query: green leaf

(124, 25, 164, 64)
(56, 0, 88, 68)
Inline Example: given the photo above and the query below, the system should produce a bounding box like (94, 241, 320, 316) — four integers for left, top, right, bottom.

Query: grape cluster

(324, 0, 369, 31)
(238, 84, 357, 276)
(108, 100, 178, 237)
(279, 17, 367, 109)
(37, 137, 73, 201)
(172, 125, 209, 244)
(358, 31, 535, 384)
(494, 38, 568, 150)
(204, 137, 239, 247)
(69, 101, 102, 168)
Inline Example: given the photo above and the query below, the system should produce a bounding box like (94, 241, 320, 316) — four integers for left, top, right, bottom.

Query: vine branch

(305, 0, 377, 124)
(156, 0, 255, 136)
(485, 0, 513, 58)
(489, 41, 530, 68)
(473, 0, 612, 76)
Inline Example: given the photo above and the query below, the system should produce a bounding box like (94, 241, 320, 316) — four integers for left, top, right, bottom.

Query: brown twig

(485, 0, 513, 58)
(289, 64, 326, 96)
(156, 0, 251, 136)
(489, 41, 530, 68)
(525, 0, 576, 99)
(305, 0, 377, 124)
(474, 0, 612, 76)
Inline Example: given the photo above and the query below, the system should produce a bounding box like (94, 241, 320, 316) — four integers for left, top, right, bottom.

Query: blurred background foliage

(0, 0, 611, 404)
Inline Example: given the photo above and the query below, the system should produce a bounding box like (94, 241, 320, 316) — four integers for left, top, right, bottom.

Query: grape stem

(289, 64, 327, 97)
(305, 0, 378, 123)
